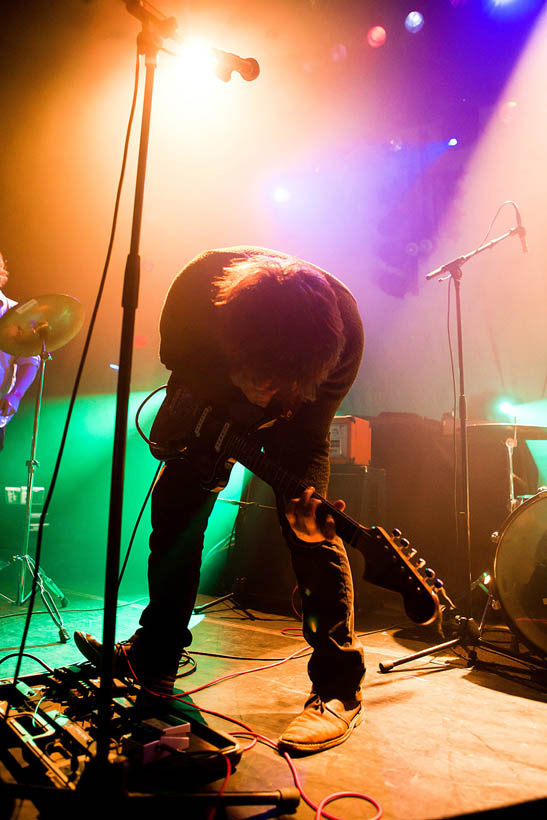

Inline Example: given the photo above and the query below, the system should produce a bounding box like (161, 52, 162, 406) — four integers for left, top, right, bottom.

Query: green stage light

(499, 399, 517, 418)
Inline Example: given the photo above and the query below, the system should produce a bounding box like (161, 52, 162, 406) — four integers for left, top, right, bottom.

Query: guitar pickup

(215, 422, 231, 453)
(194, 406, 212, 438)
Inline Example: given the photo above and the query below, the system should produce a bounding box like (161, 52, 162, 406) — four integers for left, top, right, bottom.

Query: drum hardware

(0, 294, 84, 639)
(505, 431, 520, 513)
(380, 490, 547, 675)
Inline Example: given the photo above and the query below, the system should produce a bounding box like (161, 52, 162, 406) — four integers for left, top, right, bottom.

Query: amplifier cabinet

(216, 464, 388, 616)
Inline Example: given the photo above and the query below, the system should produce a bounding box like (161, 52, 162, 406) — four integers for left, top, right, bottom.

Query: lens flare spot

(405, 12, 425, 34)
(367, 26, 387, 49)
(306, 616, 318, 633)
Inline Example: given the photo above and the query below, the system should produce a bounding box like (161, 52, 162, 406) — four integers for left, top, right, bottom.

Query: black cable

(5, 50, 142, 711)
(134, 384, 167, 446)
(176, 649, 197, 678)
(447, 278, 459, 540)
(118, 460, 163, 587)
(185, 623, 413, 663)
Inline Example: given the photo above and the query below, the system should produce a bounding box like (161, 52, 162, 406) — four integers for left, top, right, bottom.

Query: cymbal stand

(504, 424, 521, 513)
(0, 334, 69, 641)
(379, 222, 530, 674)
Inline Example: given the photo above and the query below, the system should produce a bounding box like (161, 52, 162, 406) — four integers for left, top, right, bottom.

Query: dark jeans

(137, 457, 365, 699)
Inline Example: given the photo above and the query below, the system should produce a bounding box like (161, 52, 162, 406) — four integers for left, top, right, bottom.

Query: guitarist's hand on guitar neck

(286, 486, 346, 544)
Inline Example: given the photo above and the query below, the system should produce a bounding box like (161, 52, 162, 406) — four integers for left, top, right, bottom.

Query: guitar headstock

(355, 525, 443, 625)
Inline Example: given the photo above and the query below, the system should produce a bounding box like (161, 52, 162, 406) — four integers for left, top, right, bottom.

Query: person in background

(0, 252, 40, 451)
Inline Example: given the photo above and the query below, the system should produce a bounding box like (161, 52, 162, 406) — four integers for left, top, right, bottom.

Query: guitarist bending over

(76, 246, 365, 754)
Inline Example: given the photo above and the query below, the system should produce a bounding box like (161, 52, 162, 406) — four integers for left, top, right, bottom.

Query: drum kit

(0, 294, 84, 639)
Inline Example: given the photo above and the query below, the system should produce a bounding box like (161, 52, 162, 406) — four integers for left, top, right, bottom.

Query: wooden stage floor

(0, 585, 545, 820)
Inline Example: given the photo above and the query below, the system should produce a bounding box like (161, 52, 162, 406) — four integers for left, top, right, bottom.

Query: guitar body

(149, 386, 269, 491)
(149, 388, 442, 625)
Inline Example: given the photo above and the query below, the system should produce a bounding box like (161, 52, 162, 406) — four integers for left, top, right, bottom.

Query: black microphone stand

(82, 9, 177, 786)
(79, 6, 275, 811)
(379, 224, 531, 674)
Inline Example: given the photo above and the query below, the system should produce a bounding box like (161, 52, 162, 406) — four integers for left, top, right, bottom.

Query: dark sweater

(159, 246, 364, 494)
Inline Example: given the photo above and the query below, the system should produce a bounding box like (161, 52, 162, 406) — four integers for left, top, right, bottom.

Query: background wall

(1, 0, 546, 602)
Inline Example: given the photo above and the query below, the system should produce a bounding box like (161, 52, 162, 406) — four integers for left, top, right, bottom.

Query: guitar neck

(225, 428, 364, 544)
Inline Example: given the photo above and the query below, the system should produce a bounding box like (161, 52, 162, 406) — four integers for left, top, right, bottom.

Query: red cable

(291, 584, 302, 619)
(232, 732, 382, 820)
(173, 644, 310, 696)
(281, 628, 303, 636)
(315, 791, 382, 820)
(206, 755, 232, 820)
(121, 647, 382, 819)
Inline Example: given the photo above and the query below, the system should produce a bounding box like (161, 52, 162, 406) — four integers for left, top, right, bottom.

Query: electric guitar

(149, 388, 442, 626)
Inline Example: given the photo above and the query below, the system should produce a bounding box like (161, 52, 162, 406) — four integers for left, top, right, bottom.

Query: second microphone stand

(380, 223, 527, 673)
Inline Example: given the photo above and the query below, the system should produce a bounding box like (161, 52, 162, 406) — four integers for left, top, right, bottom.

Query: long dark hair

(213, 255, 344, 402)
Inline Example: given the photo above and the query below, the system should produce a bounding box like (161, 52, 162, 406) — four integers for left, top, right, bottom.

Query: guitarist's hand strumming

(286, 486, 346, 544)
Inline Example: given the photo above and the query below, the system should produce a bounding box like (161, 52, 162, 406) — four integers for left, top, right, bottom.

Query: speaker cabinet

(222, 465, 387, 615)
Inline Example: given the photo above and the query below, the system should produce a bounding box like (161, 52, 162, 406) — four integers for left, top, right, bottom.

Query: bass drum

(494, 489, 547, 658)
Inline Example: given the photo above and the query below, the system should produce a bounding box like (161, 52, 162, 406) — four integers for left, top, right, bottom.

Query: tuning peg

(424, 567, 436, 578)
(392, 528, 402, 538)
(399, 536, 410, 548)
(415, 558, 426, 569)
(432, 577, 444, 589)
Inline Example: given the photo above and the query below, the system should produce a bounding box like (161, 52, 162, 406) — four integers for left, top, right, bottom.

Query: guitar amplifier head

(329, 416, 371, 465)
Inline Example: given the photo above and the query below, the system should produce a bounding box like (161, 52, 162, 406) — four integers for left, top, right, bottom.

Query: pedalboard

(0, 662, 241, 799)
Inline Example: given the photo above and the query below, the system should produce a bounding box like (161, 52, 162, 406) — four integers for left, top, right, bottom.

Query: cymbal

(467, 422, 547, 441)
(0, 294, 85, 356)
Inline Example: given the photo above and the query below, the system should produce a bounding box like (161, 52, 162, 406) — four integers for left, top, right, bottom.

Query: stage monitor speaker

(223, 465, 387, 616)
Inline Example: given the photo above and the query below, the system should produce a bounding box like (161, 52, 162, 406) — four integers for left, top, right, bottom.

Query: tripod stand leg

(35, 563, 68, 607)
(379, 638, 461, 673)
(193, 592, 234, 613)
(194, 591, 257, 619)
(22, 556, 70, 643)
(193, 579, 257, 619)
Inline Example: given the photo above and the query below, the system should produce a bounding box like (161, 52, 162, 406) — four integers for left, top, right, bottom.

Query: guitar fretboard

(224, 427, 365, 546)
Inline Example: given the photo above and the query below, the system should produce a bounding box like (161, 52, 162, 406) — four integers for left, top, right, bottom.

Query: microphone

(211, 49, 260, 82)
